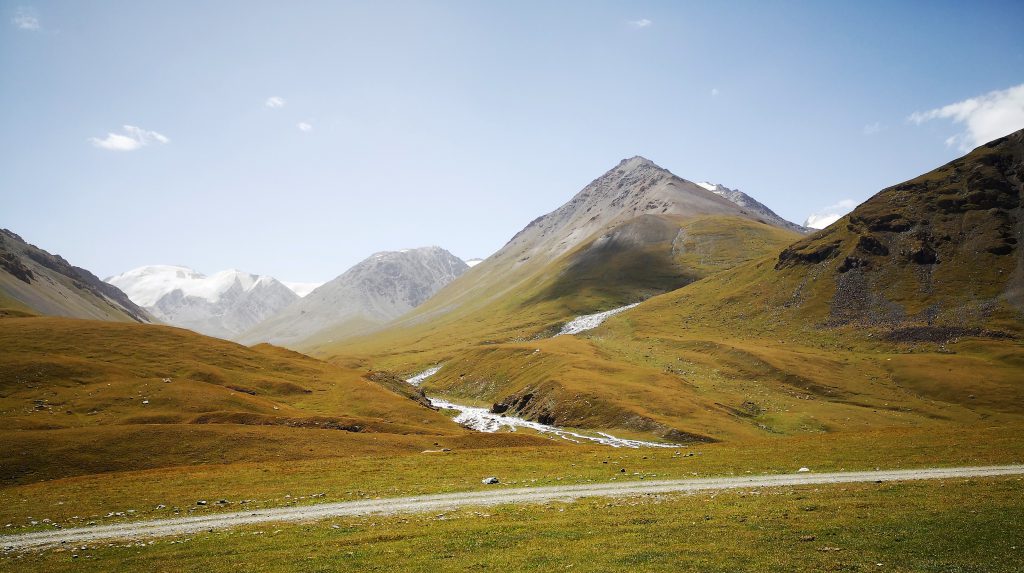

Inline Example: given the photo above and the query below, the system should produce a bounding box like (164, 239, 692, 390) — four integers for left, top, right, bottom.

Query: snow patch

(283, 281, 323, 297)
(556, 303, 640, 336)
(694, 181, 718, 192)
(464, 258, 484, 268)
(405, 367, 677, 449)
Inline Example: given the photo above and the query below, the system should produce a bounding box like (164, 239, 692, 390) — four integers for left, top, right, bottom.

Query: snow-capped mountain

(238, 247, 469, 348)
(695, 181, 808, 233)
(464, 258, 484, 267)
(106, 265, 299, 339)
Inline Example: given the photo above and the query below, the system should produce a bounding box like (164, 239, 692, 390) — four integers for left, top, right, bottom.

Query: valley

(2, 130, 1022, 571)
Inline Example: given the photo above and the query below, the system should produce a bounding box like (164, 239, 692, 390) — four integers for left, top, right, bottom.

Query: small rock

(196, 500, 207, 506)
(797, 467, 810, 473)
(800, 535, 816, 542)
(481, 477, 499, 485)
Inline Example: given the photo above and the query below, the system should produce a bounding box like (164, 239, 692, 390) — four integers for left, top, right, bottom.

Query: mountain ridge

(106, 265, 299, 339)
(239, 246, 469, 348)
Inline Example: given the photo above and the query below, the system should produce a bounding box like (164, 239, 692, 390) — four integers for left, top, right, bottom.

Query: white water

(555, 303, 640, 336)
(406, 365, 441, 386)
(407, 367, 678, 449)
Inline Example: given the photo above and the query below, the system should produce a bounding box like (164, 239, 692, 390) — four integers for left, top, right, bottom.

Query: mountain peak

(616, 156, 663, 173)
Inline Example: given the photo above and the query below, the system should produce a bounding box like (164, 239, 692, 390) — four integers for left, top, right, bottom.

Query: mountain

(283, 281, 323, 297)
(238, 247, 469, 348)
(322, 139, 1024, 443)
(314, 156, 802, 358)
(382, 124, 1010, 430)
(106, 266, 299, 340)
(464, 258, 485, 267)
(0, 229, 151, 323)
(695, 181, 809, 234)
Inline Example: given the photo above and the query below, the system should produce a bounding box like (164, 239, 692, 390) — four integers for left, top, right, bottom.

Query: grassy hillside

(313, 132, 1024, 444)
(0, 316, 552, 485)
(316, 215, 799, 363)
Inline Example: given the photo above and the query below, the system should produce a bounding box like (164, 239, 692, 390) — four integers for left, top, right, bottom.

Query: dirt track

(4, 465, 1022, 550)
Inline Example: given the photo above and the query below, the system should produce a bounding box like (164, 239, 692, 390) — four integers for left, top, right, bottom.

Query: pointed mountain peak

(615, 155, 666, 173)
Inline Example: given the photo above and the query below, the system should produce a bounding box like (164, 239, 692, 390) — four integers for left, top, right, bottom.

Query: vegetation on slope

(0, 316, 549, 485)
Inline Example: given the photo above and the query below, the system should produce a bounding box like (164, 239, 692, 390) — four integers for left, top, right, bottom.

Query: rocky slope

(0, 229, 151, 322)
(769, 128, 1024, 332)
(239, 247, 469, 348)
(106, 266, 299, 339)
(696, 181, 809, 234)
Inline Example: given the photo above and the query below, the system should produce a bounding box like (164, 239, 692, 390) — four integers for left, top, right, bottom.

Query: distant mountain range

(238, 246, 469, 347)
(2, 131, 1021, 454)
(106, 266, 300, 339)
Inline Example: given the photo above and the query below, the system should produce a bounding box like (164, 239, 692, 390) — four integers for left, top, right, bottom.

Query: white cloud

(12, 8, 39, 30)
(804, 199, 857, 230)
(908, 83, 1024, 151)
(264, 96, 286, 109)
(297, 122, 313, 132)
(710, 88, 719, 97)
(628, 18, 652, 29)
(89, 125, 169, 151)
(863, 122, 884, 135)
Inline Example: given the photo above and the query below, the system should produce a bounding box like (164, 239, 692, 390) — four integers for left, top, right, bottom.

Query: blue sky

(2, 1, 1023, 283)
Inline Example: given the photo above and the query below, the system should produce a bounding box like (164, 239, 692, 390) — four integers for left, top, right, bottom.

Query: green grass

(2, 422, 1022, 534)
(4, 477, 1021, 572)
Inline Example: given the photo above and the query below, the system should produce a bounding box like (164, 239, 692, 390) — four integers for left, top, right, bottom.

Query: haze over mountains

(106, 266, 300, 339)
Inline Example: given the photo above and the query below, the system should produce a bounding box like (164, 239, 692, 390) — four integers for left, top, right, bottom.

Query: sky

(2, 1, 1023, 284)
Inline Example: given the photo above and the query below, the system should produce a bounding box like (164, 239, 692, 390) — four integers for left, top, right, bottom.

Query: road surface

(3, 464, 1022, 550)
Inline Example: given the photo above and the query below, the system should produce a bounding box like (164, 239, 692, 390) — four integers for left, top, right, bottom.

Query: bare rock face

(238, 247, 469, 347)
(106, 266, 299, 340)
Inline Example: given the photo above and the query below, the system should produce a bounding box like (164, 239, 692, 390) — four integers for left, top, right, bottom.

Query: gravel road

(4, 464, 1022, 550)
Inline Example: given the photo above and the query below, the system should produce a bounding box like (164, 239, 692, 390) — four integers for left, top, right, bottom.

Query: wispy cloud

(89, 125, 169, 151)
(908, 83, 1024, 151)
(628, 18, 652, 29)
(804, 199, 857, 230)
(12, 7, 40, 30)
(264, 96, 286, 109)
(297, 122, 313, 132)
(710, 88, 719, 97)
(863, 122, 884, 136)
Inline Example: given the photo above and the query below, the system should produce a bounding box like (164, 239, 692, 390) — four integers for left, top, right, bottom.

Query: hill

(0, 315, 548, 485)
(309, 157, 803, 359)
(320, 134, 1024, 444)
(0, 229, 150, 323)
